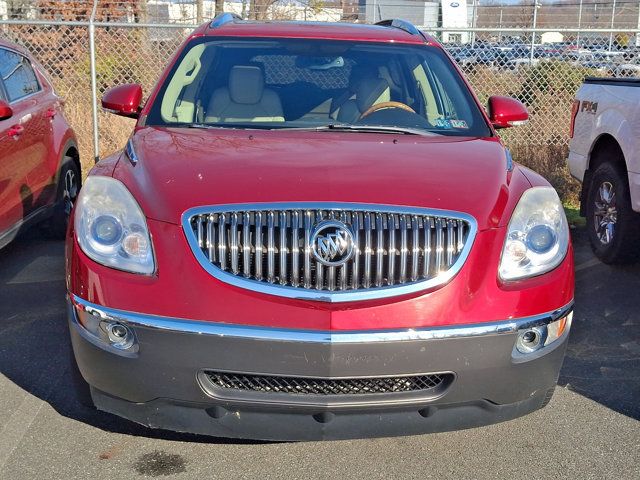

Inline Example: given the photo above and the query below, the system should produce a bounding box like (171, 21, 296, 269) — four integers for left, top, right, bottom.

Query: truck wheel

(42, 157, 81, 239)
(585, 163, 640, 264)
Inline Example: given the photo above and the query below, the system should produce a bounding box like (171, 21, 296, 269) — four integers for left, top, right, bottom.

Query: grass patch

(564, 203, 586, 227)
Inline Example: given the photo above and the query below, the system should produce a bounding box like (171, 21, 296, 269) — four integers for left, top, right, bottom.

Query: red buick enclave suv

(66, 16, 574, 441)
(0, 39, 80, 248)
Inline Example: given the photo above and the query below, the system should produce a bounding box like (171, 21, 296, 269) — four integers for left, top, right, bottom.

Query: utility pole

(471, 0, 478, 47)
(637, 0, 640, 47)
(196, 0, 203, 24)
(608, 0, 616, 51)
(530, 0, 540, 64)
(498, 9, 503, 43)
(576, 0, 583, 48)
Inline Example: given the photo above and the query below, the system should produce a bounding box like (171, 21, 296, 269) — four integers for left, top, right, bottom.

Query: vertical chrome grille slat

(456, 220, 465, 255)
(363, 213, 372, 289)
(446, 220, 454, 267)
(315, 211, 324, 290)
(218, 213, 227, 271)
(255, 212, 263, 281)
(304, 211, 312, 289)
(338, 211, 348, 291)
(387, 215, 396, 285)
(351, 213, 360, 290)
(197, 216, 204, 249)
(375, 213, 384, 287)
(291, 211, 300, 287)
(188, 206, 473, 298)
(267, 211, 275, 283)
(279, 211, 287, 285)
(399, 215, 408, 284)
(435, 217, 444, 274)
(207, 215, 215, 262)
(230, 213, 239, 274)
(423, 216, 432, 279)
(411, 216, 419, 282)
(242, 212, 250, 277)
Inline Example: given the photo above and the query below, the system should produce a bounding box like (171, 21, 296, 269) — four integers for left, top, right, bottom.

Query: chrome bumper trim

(70, 294, 573, 344)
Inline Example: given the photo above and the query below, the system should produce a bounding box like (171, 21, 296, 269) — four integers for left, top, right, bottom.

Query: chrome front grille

(183, 203, 476, 302)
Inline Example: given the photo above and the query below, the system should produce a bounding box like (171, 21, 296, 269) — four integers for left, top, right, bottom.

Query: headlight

(74, 176, 155, 274)
(499, 187, 569, 281)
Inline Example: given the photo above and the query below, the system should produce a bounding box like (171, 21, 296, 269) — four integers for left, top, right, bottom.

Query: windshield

(146, 37, 491, 137)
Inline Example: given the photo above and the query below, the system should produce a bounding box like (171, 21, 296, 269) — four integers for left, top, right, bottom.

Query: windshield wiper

(276, 124, 437, 136)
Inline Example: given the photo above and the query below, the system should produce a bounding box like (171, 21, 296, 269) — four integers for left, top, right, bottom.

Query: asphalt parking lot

(0, 226, 638, 479)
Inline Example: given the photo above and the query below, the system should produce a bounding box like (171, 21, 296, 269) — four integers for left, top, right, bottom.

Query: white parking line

(0, 363, 66, 472)
(0, 386, 46, 471)
(575, 257, 602, 273)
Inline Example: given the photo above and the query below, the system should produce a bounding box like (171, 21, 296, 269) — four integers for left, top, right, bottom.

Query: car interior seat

(205, 65, 284, 123)
(335, 77, 391, 123)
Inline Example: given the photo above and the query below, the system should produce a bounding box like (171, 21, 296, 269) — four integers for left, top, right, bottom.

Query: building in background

(358, 0, 440, 28)
(441, 0, 471, 43)
(358, 0, 475, 43)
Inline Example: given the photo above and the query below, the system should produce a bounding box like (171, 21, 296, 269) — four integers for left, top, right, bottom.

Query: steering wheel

(359, 101, 416, 119)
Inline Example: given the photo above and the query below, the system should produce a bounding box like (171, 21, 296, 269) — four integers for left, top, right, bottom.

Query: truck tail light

(569, 100, 580, 138)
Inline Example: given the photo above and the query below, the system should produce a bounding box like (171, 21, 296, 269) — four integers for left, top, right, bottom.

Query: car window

(148, 38, 491, 137)
(0, 48, 41, 103)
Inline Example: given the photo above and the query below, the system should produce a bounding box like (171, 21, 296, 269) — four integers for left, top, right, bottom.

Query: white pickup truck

(568, 77, 640, 264)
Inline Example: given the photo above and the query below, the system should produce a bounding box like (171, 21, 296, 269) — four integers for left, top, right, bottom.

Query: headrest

(355, 77, 389, 112)
(348, 65, 378, 91)
(229, 66, 264, 105)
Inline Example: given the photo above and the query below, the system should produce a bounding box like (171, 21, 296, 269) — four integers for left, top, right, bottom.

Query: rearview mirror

(488, 96, 529, 129)
(0, 100, 13, 121)
(102, 84, 143, 118)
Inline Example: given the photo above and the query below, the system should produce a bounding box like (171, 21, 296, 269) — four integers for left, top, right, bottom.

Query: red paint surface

(0, 38, 77, 235)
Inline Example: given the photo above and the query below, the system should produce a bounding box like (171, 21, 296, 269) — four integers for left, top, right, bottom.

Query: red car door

(0, 47, 47, 237)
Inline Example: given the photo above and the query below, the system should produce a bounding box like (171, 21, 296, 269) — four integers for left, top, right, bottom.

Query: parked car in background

(0, 39, 80, 249)
(67, 16, 574, 441)
(569, 77, 640, 263)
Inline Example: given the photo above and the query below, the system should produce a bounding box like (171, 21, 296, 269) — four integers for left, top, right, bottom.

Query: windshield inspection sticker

(434, 118, 452, 129)
(450, 119, 469, 129)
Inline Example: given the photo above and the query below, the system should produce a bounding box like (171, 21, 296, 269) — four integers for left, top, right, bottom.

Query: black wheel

(585, 162, 640, 264)
(42, 156, 81, 239)
(69, 347, 94, 408)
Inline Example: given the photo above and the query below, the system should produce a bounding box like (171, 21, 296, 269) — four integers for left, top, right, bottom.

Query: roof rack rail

(209, 12, 243, 29)
(375, 19, 421, 36)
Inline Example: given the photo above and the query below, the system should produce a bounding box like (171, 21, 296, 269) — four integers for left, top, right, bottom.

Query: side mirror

(0, 100, 13, 121)
(488, 96, 529, 129)
(102, 84, 143, 118)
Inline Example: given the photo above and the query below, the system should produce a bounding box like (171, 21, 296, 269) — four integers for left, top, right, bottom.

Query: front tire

(42, 157, 81, 239)
(585, 163, 640, 264)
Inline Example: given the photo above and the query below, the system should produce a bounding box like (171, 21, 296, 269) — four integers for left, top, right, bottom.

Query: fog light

(515, 326, 547, 354)
(104, 322, 135, 350)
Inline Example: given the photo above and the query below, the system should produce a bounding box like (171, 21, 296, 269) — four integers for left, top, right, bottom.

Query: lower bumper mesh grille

(204, 371, 452, 396)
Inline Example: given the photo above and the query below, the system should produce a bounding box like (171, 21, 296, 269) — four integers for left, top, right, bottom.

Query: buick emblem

(311, 220, 354, 267)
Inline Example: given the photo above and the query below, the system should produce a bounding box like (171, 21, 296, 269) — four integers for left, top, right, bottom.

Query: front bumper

(68, 296, 572, 441)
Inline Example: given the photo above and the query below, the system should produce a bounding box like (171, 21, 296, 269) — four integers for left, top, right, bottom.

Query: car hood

(113, 127, 529, 230)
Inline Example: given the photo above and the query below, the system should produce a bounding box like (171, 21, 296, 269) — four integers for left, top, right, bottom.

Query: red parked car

(66, 16, 574, 441)
(0, 39, 80, 248)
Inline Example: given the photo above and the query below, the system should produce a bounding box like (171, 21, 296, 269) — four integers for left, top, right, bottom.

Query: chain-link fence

(1, 1, 639, 202)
